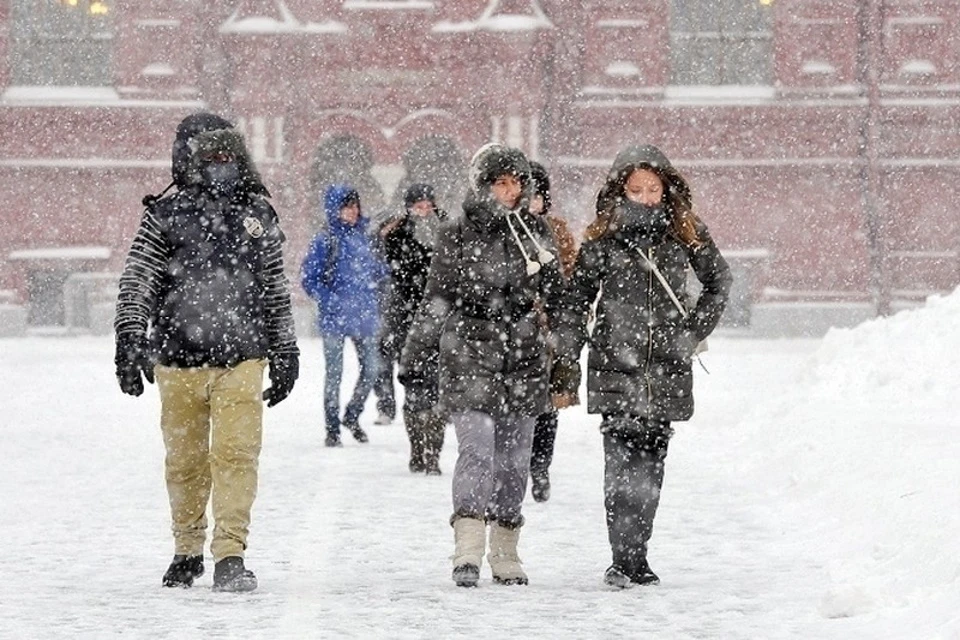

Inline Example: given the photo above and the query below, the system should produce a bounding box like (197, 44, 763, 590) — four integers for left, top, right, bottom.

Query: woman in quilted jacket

(554, 144, 733, 588)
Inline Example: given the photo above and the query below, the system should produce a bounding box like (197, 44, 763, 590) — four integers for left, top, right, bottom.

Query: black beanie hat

(529, 161, 552, 213)
(404, 183, 436, 209)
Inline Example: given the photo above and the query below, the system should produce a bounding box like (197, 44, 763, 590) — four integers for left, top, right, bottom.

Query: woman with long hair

(553, 144, 733, 588)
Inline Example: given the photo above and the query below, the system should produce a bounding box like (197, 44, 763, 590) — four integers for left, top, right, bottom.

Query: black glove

(550, 357, 581, 396)
(263, 352, 299, 407)
(115, 333, 155, 397)
(398, 350, 437, 389)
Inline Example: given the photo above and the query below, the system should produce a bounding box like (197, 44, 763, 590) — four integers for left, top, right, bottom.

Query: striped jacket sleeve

(114, 209, 170, 339)
(261, 234, 300, 356)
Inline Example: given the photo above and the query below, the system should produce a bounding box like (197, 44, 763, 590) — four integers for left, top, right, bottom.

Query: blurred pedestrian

(377, 183, 448, 474)
(114, 112, 299, 593)
(554, 144, 732, 588)
(526, 161, 579, 503)
(301, 185, 388, 447)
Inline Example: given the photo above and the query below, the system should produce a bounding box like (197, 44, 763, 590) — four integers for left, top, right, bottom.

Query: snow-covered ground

(1, 291, 958, 639)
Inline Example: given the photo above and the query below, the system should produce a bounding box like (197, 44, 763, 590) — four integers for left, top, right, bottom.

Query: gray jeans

(451, 410, 535, 527)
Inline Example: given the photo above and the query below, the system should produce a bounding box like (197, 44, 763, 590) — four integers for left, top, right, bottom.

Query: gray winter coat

(399, 192, 565, 418)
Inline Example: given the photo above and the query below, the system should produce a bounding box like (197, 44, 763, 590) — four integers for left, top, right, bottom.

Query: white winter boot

(487, 523, 528, 585)
(452, 517, 485, 587)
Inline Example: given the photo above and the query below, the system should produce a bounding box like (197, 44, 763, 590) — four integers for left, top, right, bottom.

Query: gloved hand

(115, 333, 155, 397)
(263, 352, 299, 407)
(398, 350, 437, 388)
(550, 357, 581, 397)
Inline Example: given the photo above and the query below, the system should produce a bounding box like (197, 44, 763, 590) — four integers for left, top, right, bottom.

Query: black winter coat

(557, 223, 732, 421)
(400, 194, 565, 418)
(115, 188, 298, 368)
(378, 215, 435, 359)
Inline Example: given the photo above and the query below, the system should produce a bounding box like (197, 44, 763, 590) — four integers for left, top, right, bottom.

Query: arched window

(311, 135, 385, 231)
(395, 135, 466, 216)
(670, 0, 772, 85)
(10, 0, 113, 86)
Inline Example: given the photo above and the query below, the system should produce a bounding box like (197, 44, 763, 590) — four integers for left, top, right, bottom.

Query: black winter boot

(405, 414, 426, 472)
(162, 554, 204, 588)
(603, 565, 632, 589)
(630, 559, 660, 586)
(422, 413, 445, 476)
(530, 470, 550, 502)
(344, 421, 369, 444)
(212, 556, 258, 593)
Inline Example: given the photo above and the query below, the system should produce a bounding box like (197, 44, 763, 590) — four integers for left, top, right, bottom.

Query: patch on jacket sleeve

(243, 216, 265, 238)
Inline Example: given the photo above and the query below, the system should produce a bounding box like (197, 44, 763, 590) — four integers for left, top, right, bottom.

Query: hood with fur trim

(182, 127, 269, 198)
(467, 143, 533, 212)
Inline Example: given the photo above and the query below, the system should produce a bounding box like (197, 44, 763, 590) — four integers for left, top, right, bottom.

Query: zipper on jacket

(644, 246, 654, 407)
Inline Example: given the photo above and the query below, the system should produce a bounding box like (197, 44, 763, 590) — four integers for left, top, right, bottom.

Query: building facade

(1, 0, 958, 334)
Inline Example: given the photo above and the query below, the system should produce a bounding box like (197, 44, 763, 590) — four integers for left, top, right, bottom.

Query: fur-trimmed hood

(180, 126, 269, 198)
(467, 143, 533, 212)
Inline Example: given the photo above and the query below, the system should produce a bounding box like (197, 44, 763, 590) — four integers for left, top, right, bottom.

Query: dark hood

(181, 127, 269, 199)
(465, 143, 533, 217)
(607, 144, 690, 206)
(172, 112, 269, 197)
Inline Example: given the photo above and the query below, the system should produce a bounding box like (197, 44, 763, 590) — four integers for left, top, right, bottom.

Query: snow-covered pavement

(1, 294, 957, 638)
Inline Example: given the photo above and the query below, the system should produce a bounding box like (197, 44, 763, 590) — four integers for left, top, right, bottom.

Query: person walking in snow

(301, 185, 388, 448)
(399, 144, 565, 587)
(553, 144, 732, 588)
(377, 183, 448, 474)
(526, 161, 579, 503)
(114, 112, 300, 593)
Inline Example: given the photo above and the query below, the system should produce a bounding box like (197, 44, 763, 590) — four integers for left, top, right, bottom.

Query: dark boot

(602, 419, 671, 586)
(212, 556, 258, 593)
(421, 412, 445, 476)
(324, 431, 342, 448)
(530, 410, 557, 502)
(343, 421, 369, 443)
(405, 411, 426, 472)
(530, 470, 550, 502)
(162, 554, 204, 588)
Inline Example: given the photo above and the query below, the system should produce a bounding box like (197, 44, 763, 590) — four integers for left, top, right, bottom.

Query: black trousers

(530, 409, 558, 479)
(602, 417, 672, 575)
(374, 338, 396, 419)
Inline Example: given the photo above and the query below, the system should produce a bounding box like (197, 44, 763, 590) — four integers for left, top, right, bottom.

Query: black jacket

(400, 192, 565, 418)
(378, 214, 438, 358)
(115, 127, 297, 367)
(557, 223, 731, 421)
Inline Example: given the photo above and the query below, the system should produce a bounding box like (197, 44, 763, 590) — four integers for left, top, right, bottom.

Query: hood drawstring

(505, 213, 541, 276)
(512, 211, 556, 266)
(504, 209, 556, 276)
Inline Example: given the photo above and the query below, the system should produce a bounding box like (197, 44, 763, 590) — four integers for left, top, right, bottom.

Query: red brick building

(1, 0, 958, 335)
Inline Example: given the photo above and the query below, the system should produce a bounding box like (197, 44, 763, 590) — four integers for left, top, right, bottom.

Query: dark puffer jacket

(556, 147, 732, 422)
(377, 201, 447, 357)
(399, 146, 565, 418)
(115, 126, 298, 368)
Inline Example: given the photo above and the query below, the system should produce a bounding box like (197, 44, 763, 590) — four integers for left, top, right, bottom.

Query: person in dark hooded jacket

(114, 112, 299, 593)
(399, 144, 565, 587)
(376, 183, 448, 474)
(301, 185, 388, 447)
(554, 144, 733, 589)
(526, 161, 579, 503)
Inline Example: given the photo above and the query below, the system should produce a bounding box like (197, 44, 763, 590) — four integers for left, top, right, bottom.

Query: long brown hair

(585, 163, 702, 249)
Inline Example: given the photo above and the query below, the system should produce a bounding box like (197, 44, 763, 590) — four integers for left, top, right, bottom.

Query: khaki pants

(155, 359, 266, 562)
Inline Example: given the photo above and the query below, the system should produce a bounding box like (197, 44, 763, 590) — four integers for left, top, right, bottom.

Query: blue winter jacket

(301, 185, 388, 338)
